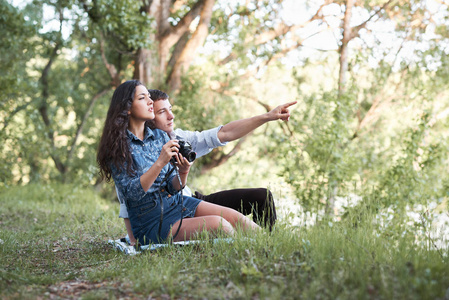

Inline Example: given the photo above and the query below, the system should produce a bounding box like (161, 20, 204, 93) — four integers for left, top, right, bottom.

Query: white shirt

(117, 125, 227, 218)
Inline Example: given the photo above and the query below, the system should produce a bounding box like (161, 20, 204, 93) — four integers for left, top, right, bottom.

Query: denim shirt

(112, 127, 178, 206)
(117, 126, 228, 218)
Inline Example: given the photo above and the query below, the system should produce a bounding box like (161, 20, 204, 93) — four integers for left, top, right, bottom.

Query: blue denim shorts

(128, 193, 201, 245)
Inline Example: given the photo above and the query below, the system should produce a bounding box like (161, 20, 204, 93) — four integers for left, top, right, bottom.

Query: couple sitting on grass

(97, 80, 296, 246)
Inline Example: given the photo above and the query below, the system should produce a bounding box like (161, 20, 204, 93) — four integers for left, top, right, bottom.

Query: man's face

(153, 99, 175, 133)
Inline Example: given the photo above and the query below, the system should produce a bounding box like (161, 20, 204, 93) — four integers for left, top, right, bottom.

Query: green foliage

(0, 0, 36, 89)
(0, 0, 116, 186)
(208, 0, 285, 71)
(175, 67, 239, 132)
(271, 85, 359, 211)
(369, 111, 447, 210)
(0, 1, 37, 124)
(84, 0, 154, 51)
(0, 1, 40, 185)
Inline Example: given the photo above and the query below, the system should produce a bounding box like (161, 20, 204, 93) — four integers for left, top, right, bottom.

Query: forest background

(2, 0, 448, 229)
(1, 0, 449, 297)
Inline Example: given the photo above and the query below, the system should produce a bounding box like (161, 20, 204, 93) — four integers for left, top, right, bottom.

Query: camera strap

(158, 133, 186, 242)
(157, 164, 184, 242)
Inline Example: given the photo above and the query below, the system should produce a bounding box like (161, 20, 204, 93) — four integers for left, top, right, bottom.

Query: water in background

(274, 185, 448, 251)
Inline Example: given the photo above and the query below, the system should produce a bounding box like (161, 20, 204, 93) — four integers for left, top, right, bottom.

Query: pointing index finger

(281, 101, 298, 108)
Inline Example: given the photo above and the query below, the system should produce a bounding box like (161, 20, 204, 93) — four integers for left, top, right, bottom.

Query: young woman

(97, 80, 259, 245)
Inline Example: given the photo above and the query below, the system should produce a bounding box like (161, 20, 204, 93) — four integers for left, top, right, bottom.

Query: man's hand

(267, 101, 297, 122)
(217, 100, 298, 143)
(173, 153, 192, 174)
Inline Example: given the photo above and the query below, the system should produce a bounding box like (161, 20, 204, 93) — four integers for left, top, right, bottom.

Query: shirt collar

(127, 126, 155, 142)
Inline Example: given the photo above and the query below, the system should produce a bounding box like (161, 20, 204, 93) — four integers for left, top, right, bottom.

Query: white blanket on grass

(108, 238, 233, 255)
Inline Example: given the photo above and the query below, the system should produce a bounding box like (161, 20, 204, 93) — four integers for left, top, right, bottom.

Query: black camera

(171, 139, 196, 164)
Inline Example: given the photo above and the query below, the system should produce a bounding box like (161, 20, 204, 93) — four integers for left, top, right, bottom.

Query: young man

(119, 89, 296, 244)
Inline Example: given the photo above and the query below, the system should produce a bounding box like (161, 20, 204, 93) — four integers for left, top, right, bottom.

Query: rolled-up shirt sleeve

(114, 165, 179, 204)
(112, 164, 147, 205)
(174, 126, 228, 158)
(119, 202, 129, 218)
(115, 185, 129, 218)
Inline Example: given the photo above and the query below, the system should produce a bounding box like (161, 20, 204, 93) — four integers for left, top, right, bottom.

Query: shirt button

(161, 189, 165, 192)
(182, 207, 186, 212)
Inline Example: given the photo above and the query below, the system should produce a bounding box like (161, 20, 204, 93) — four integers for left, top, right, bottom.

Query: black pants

(193, 188, 276, 231)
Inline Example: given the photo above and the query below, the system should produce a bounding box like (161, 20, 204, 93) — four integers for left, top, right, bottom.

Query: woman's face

(128, 85, 154, 121)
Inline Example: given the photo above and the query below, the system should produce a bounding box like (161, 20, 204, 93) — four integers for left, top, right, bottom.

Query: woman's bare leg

(195, 201, 259, 231)
(168, 202, 260, 241)
(169, 215, 234, 242)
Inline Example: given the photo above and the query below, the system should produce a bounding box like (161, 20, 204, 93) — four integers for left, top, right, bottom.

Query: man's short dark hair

(148, 89, 169, 101)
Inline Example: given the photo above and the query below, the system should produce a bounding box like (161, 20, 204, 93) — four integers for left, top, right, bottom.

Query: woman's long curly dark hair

(97, 80, 143, 182)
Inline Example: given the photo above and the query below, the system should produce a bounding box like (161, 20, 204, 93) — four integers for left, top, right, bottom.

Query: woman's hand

(165, 140, 192, 190)
(158, 140, 180, 165)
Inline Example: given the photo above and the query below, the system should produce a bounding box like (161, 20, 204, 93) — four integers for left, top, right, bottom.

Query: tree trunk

(338, 0, 354, 95)
(134, 0, 205, 88)
(39, 41, 67, 177)
(133, 48, 156, 87)
(167, 0, 215, 93)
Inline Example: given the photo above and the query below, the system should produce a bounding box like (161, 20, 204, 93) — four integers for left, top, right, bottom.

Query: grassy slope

(0, 184, 448, 299)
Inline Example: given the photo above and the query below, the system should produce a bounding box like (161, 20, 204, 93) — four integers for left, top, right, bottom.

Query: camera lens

(172, 139, 196, 164)
(185, 151, 196, 162)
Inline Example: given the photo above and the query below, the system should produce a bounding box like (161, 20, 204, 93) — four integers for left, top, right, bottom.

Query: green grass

(0, 184, 448, 299)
